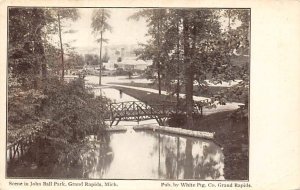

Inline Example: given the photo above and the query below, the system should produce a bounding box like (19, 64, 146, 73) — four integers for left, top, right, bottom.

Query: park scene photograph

(7, 7, 250, 180)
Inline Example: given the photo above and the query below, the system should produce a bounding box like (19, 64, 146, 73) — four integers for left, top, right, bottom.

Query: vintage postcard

(0, 0, 299, 190)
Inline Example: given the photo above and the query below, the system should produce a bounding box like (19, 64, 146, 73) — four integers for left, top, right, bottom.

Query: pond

(7, 128, 224, 180)
(80, 129, 224, 180)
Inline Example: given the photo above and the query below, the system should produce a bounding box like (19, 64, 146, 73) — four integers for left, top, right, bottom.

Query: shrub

(8, 77, 110, 169)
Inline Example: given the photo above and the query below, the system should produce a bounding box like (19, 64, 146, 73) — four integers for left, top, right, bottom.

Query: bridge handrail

(108, 100, 211, 110)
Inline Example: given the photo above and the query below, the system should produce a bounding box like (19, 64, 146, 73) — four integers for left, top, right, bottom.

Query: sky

(58, 8, 148, 55)
(52, 8, 239, 56)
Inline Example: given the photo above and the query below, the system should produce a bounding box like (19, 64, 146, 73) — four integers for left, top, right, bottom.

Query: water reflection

(81, 133, 114, 178)
(83, 130, 224, 180)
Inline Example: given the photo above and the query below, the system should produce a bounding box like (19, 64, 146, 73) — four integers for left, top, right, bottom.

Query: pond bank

(105, 126, 127, 132)
(133, 125, 214, 139)
(106, 124, 214, 139)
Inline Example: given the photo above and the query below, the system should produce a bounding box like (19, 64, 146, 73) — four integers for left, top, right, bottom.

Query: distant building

(83, 44, 153, 74)
(115, 57, 152, 71)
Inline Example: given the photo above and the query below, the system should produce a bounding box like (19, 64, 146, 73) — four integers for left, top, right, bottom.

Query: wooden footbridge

(106, 100, 210, 126)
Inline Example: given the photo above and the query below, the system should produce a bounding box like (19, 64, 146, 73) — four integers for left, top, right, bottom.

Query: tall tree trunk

(157, 13, 162, 95)
(176, 22, 180, 109)
(183, 16, 194, 129)
(99, 31, 103, 85)
(99, 11, 104, 86)
(157, 63, 161, 95)
(57, 12, 64, 81)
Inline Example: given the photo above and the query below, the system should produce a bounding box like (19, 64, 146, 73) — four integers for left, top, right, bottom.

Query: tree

(219, 9, 250, 118)
(8, 8, 54, 149)
(157, 9, 184, 107)
(137, 9, 249, 128)
(168, 10, 183, 106)
(182, 9, 243, 128)
(191, 9, 250, 122)
(51, 8, 80, 80)
(130, 9, 219, 128)
(8, 8, 49, 89)
(84, 54, 99, 65)
(91, 9, 112, 85)
(129, 9, 168, 95)
(222, 9, 239, 31)
(44, 43, 61, 75)
(182, 11, 193, 128)
(65, 52, 85, 69)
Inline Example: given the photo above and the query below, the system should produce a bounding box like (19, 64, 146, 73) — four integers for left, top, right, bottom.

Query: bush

(8, 77, 110, 168)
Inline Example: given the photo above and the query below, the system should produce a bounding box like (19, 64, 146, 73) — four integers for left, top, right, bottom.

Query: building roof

(118, 57, 152, 66)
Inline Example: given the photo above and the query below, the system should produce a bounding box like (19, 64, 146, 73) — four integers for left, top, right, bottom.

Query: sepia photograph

(6, 7, 250, 180)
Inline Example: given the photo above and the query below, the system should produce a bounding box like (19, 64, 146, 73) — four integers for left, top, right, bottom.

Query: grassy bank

(112, 86, 178, 104)
(110, 82, 243, 103)
(111, 85, 249, 180)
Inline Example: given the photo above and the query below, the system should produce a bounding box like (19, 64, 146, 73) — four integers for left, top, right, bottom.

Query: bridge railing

(107, 99, 211, 118)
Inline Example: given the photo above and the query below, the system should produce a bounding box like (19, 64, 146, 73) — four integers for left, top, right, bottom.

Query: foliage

(8, 86, 48, 144)
(7, 8, 110, 169)
(130, 8, 250, 126)
(8, 8, 49, 88)
(84, 52, 109, 65)
(8, 8, 49, 147)
(8, 7, 80, 82)
(52, 8, 80, 79)
(114, 68, 128, 76)
(91, 9, 112, 35)
(129, 9, 169, 95)
(44, 43, 61, 75)
(65, 52, 85, 69)
(38, 78, 109, 165)
(91, 8, 112, 85)
(84, 54, 99, 65)
(8, 77, 110, 167)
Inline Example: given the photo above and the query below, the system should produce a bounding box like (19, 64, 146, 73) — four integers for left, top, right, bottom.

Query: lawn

(110, 82, 243, 103)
